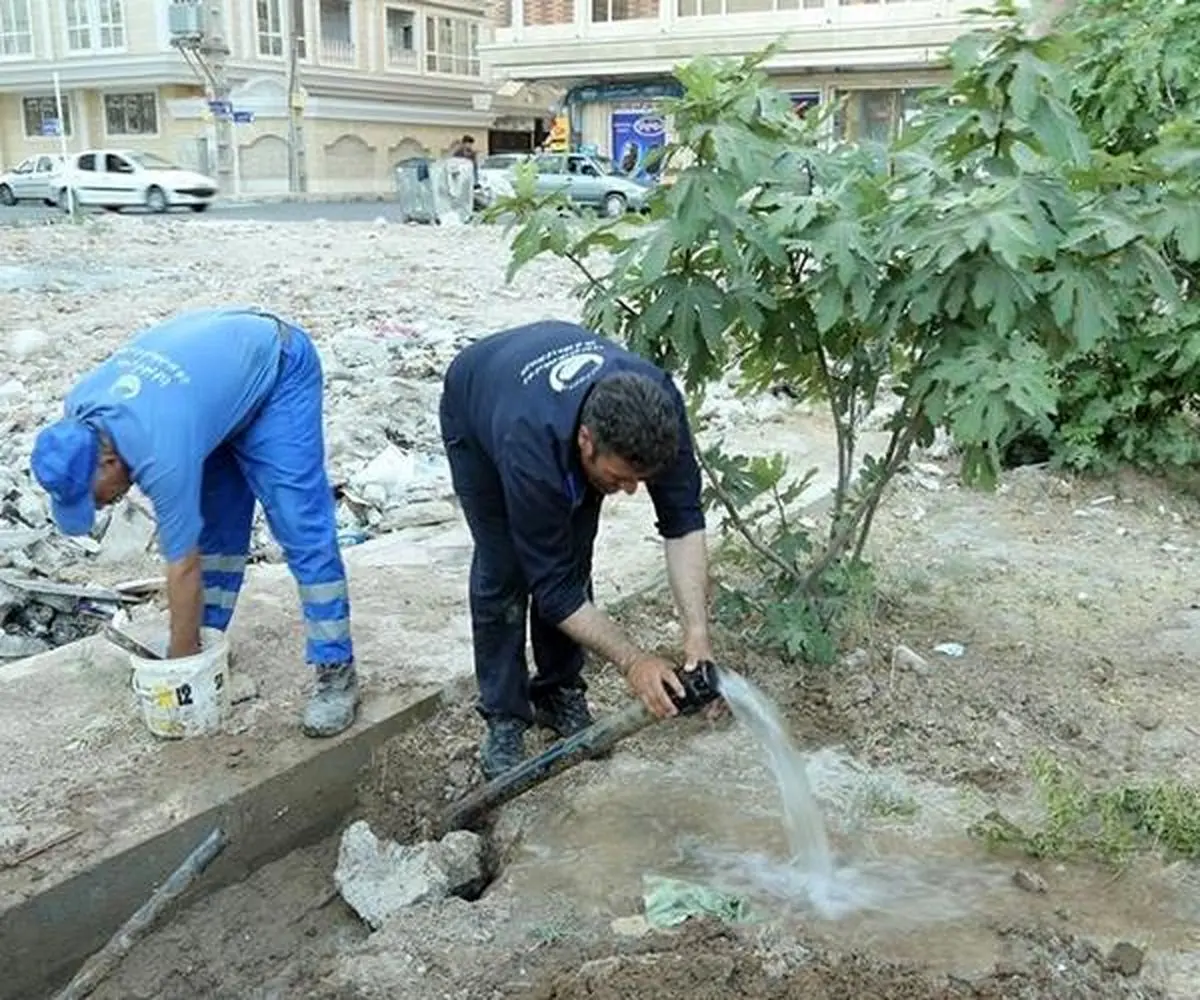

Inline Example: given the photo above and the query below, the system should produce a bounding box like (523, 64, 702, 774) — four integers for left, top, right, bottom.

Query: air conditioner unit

(167, 1, 206, 39)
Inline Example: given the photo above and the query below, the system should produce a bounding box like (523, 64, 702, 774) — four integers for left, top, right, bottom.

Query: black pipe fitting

(668, 660, 722, 716)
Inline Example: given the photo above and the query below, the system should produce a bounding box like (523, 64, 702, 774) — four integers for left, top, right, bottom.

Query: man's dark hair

(580, 372, 680, 476)
(461, 134, 475, 144)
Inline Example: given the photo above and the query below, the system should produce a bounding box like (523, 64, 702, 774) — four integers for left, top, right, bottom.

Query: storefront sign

(611, 109, 667, 181)
(568, 79, 683, 106)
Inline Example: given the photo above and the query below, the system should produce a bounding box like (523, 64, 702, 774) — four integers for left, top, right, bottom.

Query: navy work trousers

(198, 323, 353, 667)
(440, 398, 600, 724)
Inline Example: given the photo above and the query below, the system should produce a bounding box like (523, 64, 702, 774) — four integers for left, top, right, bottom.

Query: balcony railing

(386, 44, 418, 68)
(319, 37, 356, 65)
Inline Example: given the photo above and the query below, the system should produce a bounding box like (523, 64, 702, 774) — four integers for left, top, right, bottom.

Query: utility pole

(168, 1, 234, 191)
(281, 0, 307, 193)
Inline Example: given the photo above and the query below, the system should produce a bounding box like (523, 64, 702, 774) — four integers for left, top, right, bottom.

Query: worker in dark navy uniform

(440, 320, 714, 778)
(30, 307, 358, 738)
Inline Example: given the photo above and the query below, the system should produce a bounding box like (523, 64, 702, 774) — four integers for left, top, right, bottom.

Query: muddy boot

(481, 717, 528, 780)
(302, 662, 359, 738)
(534, 687, 595, 739)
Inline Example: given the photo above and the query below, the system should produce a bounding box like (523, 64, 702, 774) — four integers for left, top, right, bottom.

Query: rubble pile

(0, 573, 143, 661)
(0, 216, 581, 598)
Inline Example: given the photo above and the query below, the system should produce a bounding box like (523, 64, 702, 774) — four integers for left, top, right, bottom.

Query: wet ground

(64, 462, 1200, 999)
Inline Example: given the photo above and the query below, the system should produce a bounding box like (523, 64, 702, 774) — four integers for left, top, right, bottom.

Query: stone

(7, 328, 49, 359)
(610, 915, 651, 937)
(1105, 941, 1144, 977)
(0, 633, 51, 660)
(1011, 868, 1047, 894)
(95, 499, 157, 564)
(334, 820, 484, 930)
(891, 644, 931, 676)
(933, 641, 965, 658)
(0, 380, 25, 406)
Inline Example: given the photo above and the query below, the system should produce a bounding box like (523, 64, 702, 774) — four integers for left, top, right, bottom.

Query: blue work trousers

(440, 397, 600, 724)
(197, 324, 353, 666)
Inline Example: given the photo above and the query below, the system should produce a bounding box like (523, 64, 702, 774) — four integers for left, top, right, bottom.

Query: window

(76, 153, 97, 171)
(104, 153, 134, 174)
(0, 0, 33, 56)
(256, 0, 305, 58)
(64, 0, 125, 52)
(319, 0, 354, 63)
(424, 15, 479, 77)
(104, 92, 158, 136)
(592, 0, 658, 19)
(385, 7, 415, 66)
(834, 88, 929, 144)
(22, 96, 73, 138)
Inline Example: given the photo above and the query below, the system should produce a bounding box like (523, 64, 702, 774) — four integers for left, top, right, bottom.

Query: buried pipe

(51, 827, 227, 1000)
(439, 661, 722, 836)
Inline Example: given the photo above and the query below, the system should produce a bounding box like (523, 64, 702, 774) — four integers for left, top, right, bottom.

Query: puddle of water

(499, 675, 1200, 980)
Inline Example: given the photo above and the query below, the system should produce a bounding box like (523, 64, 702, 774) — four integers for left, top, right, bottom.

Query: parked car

(530, 152, 652, 217)
(0, 154, 63, 206)
(474, 152, 530, 208)
(51, 149, 218, 213)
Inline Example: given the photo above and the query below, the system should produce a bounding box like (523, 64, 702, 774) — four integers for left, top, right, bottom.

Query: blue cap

(30, 419, 100, 536)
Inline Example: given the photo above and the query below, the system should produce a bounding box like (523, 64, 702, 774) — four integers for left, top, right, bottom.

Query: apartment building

(483, 0, 987, 160)
(0, 0, 540, 195)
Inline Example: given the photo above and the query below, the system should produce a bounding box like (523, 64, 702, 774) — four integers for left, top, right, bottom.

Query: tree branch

(564, 250, 640, 320)
(696, 449, 802, 583)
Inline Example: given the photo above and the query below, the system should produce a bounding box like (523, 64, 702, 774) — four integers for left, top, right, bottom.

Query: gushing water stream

(699, 667, 887, 919)
(717, 668, 835, 879)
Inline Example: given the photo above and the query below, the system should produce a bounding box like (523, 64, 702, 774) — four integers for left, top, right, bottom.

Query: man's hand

(627, 654, 686, 719)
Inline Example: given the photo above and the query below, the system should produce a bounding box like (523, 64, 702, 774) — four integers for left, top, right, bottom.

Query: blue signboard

(207, 99, 233, 118)
(611, 109, 666, 182)
(39, 118, 61, 137)
(232, 110, 255, 124)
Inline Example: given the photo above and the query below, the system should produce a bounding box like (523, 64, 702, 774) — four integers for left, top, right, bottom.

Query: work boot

(302, 662, 359, 738)
(534, 687, 594, 739)
(480, 717, 528, 780)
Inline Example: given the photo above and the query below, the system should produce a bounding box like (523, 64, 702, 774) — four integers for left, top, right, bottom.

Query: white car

(0, 154, 63, 206)
(51, 149, 218, 214)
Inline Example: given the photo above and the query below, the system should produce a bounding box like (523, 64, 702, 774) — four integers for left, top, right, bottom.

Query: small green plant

(970, 751, 1200, 865)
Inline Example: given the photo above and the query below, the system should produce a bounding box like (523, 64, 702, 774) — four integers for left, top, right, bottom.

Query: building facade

(483, 0, 987, 157)
(0, 0, 544, 195)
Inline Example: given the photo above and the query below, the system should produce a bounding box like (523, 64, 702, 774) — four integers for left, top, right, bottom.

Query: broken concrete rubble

(0, 572, 145, 662)
(334, 819, 485, 930)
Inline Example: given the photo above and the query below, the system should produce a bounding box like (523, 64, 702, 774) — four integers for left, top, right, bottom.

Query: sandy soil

(93, 457, 1200, 1000)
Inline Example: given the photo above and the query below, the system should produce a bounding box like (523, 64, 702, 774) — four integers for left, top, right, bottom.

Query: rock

(0, 823, 29, 855)
(0, 379, 25, 405)
(933, 641, 965, 658)
(95, 499, 156, 564)
(1011, 868, 1047, 894)
(610, 915, 651, 937)
(1105, 941, 1144, 977)
(840, 648, 869, 670)
(1132, 707, 1162, 731)
(0, 633, 51, 660)
(334, 820, 484, 930)
(7, 328, 49, 359)
(891, 644, 931, 676)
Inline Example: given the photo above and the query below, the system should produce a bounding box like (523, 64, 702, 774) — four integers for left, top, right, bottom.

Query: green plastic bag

(642, 874, 755, 929)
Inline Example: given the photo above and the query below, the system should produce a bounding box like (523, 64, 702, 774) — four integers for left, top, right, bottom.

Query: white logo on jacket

(109, 374, 142, 400)
(548, 352, 604, 393)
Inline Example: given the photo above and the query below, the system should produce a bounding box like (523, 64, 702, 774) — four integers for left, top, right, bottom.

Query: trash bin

(393, 156, 475, 225)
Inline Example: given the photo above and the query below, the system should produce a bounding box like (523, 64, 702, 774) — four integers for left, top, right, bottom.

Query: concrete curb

(218, 191, 397, 206)
(0, 682, 447, 1000)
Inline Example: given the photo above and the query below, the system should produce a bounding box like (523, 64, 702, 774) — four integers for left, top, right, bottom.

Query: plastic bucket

(130, 627, 231, 739)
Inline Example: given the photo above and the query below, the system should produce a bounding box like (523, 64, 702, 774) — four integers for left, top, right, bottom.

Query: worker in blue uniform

(29, 307, 358, 738)
(440, 319, 715, 778)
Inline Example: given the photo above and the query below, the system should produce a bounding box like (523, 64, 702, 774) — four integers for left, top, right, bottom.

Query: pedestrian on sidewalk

(440, 319, 715, 779)
(30, 307, 358, 738)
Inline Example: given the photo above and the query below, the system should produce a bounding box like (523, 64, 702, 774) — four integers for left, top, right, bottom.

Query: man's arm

(166, 551, 203, 658)
(664, 529, 712, 663)
(141, 463, 205, 659)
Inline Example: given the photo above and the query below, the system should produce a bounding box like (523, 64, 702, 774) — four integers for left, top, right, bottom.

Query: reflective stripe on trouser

(202, 553, 247, 630)
(199, 319, 350, 662)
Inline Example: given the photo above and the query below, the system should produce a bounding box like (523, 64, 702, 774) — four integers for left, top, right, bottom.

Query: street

(0, 199, 407, 226)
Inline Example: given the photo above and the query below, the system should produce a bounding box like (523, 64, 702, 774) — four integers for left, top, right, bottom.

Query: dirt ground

(95, 457, 1200, 1000)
